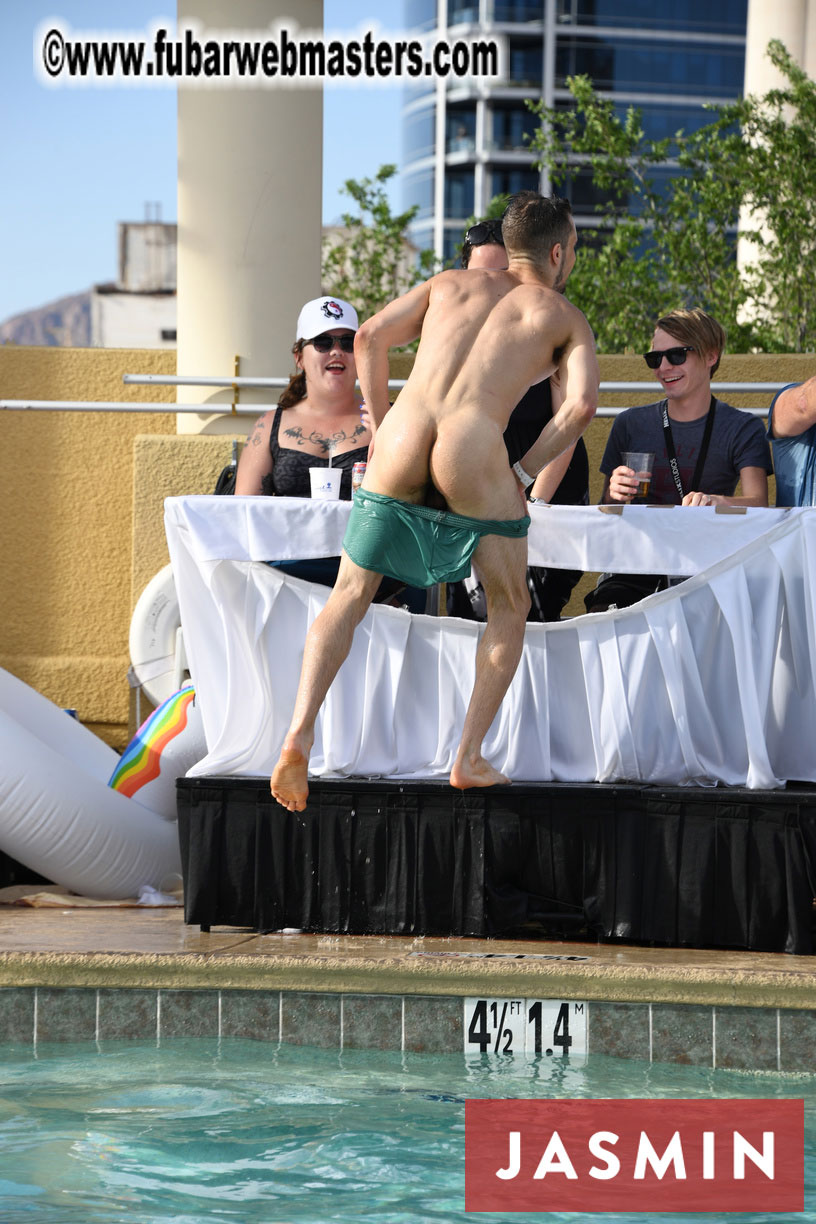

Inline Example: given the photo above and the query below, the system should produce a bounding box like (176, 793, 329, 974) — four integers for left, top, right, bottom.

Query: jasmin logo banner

(465, 1098, 804, 1213)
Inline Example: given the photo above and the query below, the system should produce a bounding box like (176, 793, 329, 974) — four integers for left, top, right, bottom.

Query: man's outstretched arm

(517, 312, 599, 483)
(353, 279, 434, 432)
(770, 376, 816, 439)
(529, 375, 575, 501)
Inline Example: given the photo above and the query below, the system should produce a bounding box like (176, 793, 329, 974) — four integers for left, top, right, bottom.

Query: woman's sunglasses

(464, 219, 503, 247)
(303, 333, 355, 353)
(643, 345, 694, 370)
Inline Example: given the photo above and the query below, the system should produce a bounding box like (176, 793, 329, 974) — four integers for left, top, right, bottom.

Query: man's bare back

(361, 267, 597, 522)
(406, 268, 576, 426)
(270, 192, 599, 811)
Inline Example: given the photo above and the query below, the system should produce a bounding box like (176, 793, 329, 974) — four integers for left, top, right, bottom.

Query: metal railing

(0, 374, 786, 417)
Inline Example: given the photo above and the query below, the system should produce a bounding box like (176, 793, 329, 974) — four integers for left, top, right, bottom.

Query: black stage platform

(176, 777, 816, 955)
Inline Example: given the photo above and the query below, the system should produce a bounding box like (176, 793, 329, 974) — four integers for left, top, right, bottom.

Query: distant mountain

(0, 291, 91, 347)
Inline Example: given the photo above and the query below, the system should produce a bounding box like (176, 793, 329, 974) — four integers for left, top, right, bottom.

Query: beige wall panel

(132, 433, 243, 603)
(0, 347, 175, 747)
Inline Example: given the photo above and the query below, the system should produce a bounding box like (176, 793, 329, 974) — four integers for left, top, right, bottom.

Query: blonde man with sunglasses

(584, 308, 771, 614)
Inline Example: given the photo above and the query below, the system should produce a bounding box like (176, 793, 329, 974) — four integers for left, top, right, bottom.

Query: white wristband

(512, 460, 535, 489)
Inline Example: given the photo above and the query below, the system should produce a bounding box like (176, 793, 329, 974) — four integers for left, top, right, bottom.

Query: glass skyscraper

(403, 0, 748, 260)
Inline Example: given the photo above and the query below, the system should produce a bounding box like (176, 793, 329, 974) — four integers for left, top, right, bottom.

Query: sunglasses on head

(303, 333, 355, 353)
(464, 219, 503, 247)
(643, 345, 694, 370)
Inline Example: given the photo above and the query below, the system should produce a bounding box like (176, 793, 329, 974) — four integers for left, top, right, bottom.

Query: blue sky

(0, 3, 404, 322)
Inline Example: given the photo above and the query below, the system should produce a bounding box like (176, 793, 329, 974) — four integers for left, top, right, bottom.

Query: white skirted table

(164, 498, 815, 791)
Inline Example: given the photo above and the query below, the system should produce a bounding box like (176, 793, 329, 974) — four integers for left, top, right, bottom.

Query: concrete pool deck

(2, 904, 816, 1010)
(4, 906, 816, 1067)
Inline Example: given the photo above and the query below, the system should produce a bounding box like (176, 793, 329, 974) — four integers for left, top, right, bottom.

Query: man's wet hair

(656, 308, 727, 375)
(501, 191, 573, 265)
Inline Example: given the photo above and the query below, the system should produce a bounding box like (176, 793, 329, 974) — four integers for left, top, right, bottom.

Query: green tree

(527, 40, 816, 353)
(321, 165, 436, 326)
(725, 42, 816, 352)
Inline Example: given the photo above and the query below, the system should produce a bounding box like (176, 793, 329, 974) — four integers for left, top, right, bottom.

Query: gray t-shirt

(600, 399, 772, 503)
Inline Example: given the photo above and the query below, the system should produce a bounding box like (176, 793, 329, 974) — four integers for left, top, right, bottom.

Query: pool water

(0, 1038, 815, 1223)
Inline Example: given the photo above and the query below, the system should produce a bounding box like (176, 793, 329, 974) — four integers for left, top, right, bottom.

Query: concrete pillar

(739, 0, 816, 303)
(176, 0, 323, 434)
(805, 0, 816, 77)
(744, 0, 816, 94)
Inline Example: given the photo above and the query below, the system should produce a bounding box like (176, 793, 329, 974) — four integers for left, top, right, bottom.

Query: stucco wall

(1, 346, 812, 750)
(0, 347, 184, 748)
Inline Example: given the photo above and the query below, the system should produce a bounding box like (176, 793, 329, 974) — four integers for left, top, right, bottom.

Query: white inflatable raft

(0, 667, 205, 900)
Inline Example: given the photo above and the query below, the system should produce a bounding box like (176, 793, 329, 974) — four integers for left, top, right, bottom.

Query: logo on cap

(321, 300, 344, 321)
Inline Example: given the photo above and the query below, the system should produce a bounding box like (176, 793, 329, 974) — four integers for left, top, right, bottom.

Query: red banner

(465, 1098, 804, 1213)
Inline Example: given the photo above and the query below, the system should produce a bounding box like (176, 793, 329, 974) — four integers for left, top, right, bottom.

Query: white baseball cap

(296, 297, 359, 341)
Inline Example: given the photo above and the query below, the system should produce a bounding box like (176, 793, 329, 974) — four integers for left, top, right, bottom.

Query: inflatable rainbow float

(0, 667, 206, 899)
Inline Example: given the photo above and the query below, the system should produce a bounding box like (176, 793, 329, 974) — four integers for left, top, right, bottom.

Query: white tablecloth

(164, 497, 816, 789)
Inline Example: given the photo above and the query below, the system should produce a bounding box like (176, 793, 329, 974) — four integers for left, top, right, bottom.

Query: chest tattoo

(283, 423, 367, 454)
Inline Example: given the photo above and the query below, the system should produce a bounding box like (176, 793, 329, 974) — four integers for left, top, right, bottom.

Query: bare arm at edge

(770, 376, 816, 439)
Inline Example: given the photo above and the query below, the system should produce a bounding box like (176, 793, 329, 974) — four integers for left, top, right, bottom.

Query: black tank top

(261, 404, 369, 500)
(503, 381, 589, 506)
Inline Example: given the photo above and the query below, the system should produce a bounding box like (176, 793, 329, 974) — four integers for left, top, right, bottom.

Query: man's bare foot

(270, 745, 310, 811)
(450, 756, 511, 790)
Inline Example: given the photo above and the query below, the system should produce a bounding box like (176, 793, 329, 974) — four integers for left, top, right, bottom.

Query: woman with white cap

(235, 296, 369, 498)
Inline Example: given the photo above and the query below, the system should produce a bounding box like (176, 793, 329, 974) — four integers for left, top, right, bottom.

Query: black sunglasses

(643, 345, 694, 370)
(303, 333, 355, 353)
(464, 219, 503, 247)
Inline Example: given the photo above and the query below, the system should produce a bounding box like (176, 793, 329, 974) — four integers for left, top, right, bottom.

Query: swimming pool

(0, 1039, 814, 1223)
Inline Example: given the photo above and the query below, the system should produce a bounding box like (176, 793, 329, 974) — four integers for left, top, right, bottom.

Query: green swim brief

(342, 488, 530, 588)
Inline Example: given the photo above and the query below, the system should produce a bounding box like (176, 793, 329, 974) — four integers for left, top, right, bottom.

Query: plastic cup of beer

(622, 451, 655, 502)
(309, 467, 342, 500)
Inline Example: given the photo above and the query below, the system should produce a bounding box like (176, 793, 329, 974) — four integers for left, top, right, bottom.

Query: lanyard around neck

(661, 396, 717, 501)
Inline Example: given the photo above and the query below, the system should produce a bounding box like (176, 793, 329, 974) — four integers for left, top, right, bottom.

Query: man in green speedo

(270, 191, 598, 810)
